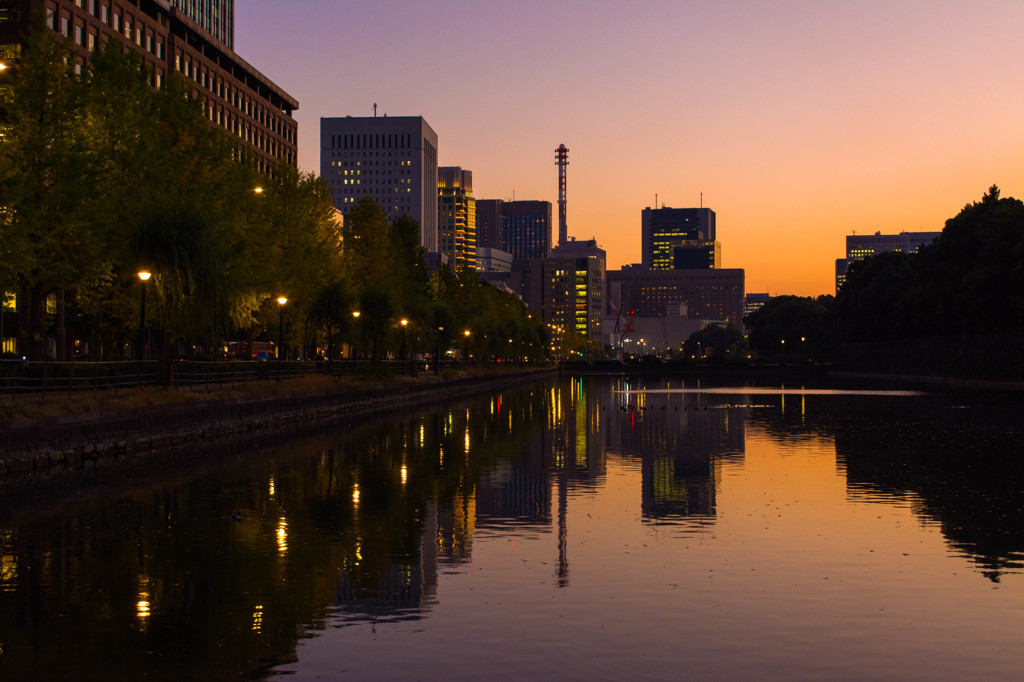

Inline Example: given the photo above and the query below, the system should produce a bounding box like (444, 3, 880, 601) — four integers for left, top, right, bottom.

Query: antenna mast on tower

(555, 144, 569, 245)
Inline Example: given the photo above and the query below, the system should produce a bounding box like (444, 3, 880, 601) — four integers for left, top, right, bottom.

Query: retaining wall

(0, 369, 555, 477)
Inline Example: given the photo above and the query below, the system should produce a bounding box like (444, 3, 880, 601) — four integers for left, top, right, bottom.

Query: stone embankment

(0, 368, 555, 477)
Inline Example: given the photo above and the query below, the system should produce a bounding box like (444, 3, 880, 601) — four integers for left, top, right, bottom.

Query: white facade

(320, 116, 439, 252)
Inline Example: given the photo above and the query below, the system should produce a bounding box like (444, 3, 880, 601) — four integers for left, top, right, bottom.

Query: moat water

(1, 375, 1022, 680)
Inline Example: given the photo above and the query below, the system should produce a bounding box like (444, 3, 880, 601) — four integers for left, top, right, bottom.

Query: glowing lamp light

(138, 271, 151, 281)
(277, 296, 287, 306)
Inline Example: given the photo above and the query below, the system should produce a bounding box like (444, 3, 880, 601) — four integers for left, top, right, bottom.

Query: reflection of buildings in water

(476, 433, 552, 529)
(601, 382, 746, 522)
(551, 377, 608, 485)
(436, 489, 476, 564)
(333, 501, 439, 623)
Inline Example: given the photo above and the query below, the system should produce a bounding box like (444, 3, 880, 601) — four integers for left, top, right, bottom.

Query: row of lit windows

(47, 1, 296, 166)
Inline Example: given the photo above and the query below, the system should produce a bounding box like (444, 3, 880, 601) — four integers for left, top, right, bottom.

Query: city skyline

(235, 0, 1023, 297)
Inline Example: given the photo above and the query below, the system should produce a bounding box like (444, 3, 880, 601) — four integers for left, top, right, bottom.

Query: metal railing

(0, 358, 444, 401)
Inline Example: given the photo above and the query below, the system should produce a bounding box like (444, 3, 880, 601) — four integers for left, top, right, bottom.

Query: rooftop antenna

(700, 192, 703, 209)
(373, 102, 377, 117)
(655, 193, 658, 209)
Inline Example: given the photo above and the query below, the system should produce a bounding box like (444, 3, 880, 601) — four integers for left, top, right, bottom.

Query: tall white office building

(321, 116, 439, 252)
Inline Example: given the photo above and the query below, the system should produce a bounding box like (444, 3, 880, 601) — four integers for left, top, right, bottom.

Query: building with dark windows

(835, 230, 940, 294)
(744, 292, 771, 321)
(641, 207, 716, 270)
(0, 0, 298, 174)
(321, 115, 439, 252)
(475, 198, 502, 251)
(606, 266, 745, 328)
(673, 240, 721, 269)
(501, 200, 552, 262)
(437, 166, 476, 271)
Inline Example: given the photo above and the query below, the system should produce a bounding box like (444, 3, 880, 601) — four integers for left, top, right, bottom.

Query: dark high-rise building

(320, 115, 439, 252)
(501, 200, 552, 262)
(437, 167, 476, 271)
(642, 207, 716, 270)
(0, 0, 298, 174)
(673, 241, 721, 269)
(475, 199, 503, 251)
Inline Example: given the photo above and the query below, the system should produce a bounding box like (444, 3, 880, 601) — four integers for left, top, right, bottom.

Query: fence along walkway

(0, 359, 432, 401)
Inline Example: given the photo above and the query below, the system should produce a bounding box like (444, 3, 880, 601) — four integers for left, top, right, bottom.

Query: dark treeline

(0, 28, 544, 364)
(745, 185, 1024, 376)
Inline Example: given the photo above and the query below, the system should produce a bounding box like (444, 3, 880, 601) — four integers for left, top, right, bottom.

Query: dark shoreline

(0, 368, 556, 477)
(4, 363, 1021, 478)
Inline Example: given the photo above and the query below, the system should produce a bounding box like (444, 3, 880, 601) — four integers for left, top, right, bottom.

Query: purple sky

(235, 0, 1024, 295)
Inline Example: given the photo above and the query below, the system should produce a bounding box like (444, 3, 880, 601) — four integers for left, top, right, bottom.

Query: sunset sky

(236, 0, 1023, 296)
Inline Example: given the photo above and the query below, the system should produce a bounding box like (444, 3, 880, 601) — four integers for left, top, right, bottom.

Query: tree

(0, 26, 91, 359)
(746, 295, 834, 356)
(306, 277, 355, 369)
(684, 324, 747, 359)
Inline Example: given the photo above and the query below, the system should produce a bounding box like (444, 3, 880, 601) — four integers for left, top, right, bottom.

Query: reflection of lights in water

(401, 465, 408, 485)
(268, 477, 276, 499)
(355, 538, 363, 565)
(419, 423, 425, 448)
(1, 555, 16, 592)
(464, 430, 470, 455)
(352, 484, 360, 506)
(137, 595, 151, 619)
(439, 445, 445, 468)
(252, 605, 263, 633)
(276, 518, 288, 554)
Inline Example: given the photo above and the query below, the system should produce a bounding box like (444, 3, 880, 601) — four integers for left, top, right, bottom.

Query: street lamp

(277, 297, 287, 379)
(138, 271, 151, 360)
(400, 318, 408, 360)
(435, 326, 444, 375)
(463, 329, 471, 362)
(351, 310, 360, 360)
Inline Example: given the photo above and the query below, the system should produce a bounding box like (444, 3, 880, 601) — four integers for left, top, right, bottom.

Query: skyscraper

(475, 199, 503, 251)
(321, 116, 439, 252)
(437, 167, 476, 270)
(501, 201, 552, 262)
(641, 207, 716, 270)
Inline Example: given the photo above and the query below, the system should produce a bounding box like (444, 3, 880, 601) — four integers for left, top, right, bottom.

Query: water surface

(1, 376, 1021, 680)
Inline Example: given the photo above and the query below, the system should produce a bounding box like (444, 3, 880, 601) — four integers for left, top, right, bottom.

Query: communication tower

(555, 144, 569, 246)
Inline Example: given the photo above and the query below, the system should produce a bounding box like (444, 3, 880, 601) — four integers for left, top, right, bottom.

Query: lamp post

(435, 326, 443, 375)
(351, 310, 360, 360)
(400, 318, 408, 360)
(138, 271, 151, 361)
(801, 336, 806, 359)
(277, 296, 287, 380)
(463, 330, 471, 362)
